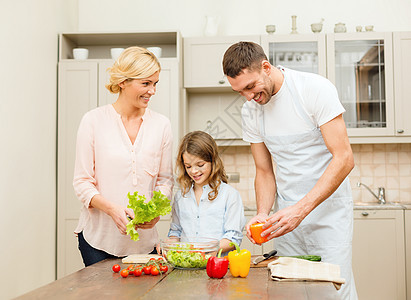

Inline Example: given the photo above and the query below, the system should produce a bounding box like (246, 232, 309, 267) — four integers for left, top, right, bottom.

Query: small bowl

(160, 237, 219, 269)
(110, 48, 124, 60)
(365, 25, 374, 32)
(265, 24, 276, 34)
(73, 48, 89, 60)
(311, 23, 323, 33)
(147, 47, 162, 58)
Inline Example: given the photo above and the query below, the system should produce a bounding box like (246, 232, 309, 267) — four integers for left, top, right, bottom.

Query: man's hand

(245, 213, 269, 244)
(261, 203, 307, 240)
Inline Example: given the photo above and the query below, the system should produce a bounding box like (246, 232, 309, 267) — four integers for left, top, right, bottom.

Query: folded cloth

(267, 257, 346, 290)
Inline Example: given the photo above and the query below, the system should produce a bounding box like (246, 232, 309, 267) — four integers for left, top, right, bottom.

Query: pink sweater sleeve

(73, 113, 100, 208)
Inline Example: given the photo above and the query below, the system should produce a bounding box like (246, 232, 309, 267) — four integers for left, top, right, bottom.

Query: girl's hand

(245, 213, 269, 244)
(135, 216, 160, 230)
(107, 204, 134, 235)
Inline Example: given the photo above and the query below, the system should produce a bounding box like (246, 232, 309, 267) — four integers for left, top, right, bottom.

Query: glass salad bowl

(160, 237, 219, 269)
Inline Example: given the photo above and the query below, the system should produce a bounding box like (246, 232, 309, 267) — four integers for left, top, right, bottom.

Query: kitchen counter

(15, 258, 340, 300)
(244, 202, 411, 212)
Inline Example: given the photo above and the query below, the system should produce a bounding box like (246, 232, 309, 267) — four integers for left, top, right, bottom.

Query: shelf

(59, 31, 180, 60)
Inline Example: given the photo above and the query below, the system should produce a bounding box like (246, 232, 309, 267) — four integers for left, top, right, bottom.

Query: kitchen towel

(267, 257, 345, 290)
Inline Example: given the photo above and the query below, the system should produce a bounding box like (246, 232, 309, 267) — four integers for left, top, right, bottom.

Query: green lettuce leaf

(126, 190, 171, 241)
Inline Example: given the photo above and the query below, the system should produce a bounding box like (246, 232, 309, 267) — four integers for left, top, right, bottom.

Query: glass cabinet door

(261, 34, 327, 77)
(327, 33, 394, 136)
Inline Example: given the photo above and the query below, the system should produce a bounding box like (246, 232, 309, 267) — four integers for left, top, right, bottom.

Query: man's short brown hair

(222, 41, 268, 78)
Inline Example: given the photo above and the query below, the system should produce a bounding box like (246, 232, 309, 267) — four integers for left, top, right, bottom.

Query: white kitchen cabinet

(57, 32, 182, 278)
(393, 32, 411, 137)
(327, 32, 395, 137)
(352, 209, 406, 300)
(260, 33, 327, 77)
(183, 35, 260, 88)
(183, 35, 258, 146)
(156, 215, 172, 242)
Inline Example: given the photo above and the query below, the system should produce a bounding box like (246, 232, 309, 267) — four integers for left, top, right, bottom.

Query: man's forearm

(255, 169, 276, 215)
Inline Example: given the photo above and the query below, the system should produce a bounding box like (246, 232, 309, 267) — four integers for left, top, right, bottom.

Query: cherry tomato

(134, 268, 143, 277)
(157, 258, 164, 262)
(143, 266, 152, 275)
(112, 264, 121, 273)
(149, 258, 156, 261)
(159, 265, 168, 273)
(151, 266, 159, 276)
(126, 265, 135, 270)
(120, 269, 129, 278)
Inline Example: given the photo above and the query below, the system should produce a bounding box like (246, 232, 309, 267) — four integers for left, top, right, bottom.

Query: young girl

(168, 131, 245, 253)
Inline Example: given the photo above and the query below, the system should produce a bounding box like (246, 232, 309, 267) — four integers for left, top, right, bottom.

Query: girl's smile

(182, 152, 212, 188)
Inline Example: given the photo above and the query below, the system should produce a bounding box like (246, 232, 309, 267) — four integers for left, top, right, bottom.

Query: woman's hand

(135, 216, 160, 230)
(107, 204, 135, 235)
(245, 213, 269, 244)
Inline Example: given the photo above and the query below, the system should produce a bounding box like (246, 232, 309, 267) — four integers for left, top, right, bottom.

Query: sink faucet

(357, 182, 386, 204)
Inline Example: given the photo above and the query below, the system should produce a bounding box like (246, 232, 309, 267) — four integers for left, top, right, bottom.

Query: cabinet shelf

(59, 31, 181, 60)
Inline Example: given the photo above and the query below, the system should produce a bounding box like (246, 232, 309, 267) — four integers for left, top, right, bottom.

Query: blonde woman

(73, 46, 173, 266)
(168, 131, 245, 254)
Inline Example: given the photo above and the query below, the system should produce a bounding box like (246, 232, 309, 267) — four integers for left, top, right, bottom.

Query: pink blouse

(73, 104, 173, 256)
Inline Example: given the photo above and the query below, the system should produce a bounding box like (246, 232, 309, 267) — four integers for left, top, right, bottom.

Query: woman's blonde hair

(105, 46, 161, 94)
(176, 131, 228, 201)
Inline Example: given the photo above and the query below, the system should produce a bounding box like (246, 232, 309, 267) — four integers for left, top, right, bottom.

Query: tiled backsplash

(220, 144, 411, 208)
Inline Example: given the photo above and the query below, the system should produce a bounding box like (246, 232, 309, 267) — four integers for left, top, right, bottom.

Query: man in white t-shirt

(222, 42, 357, 300)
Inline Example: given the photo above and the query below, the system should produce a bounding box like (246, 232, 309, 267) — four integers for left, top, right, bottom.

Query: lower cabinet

(405, 210, 411, 300)
(352, 209, 406, 300)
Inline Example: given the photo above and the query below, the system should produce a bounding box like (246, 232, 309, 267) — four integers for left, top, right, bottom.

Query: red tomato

(134, 268, 143, 277)
(157, 258, 164, 262)
(143, 266, 152, 275)
(159, 265, 168, 273)
(126, 265, 135, 270)
(112, 264, 121, 273)
(120, 269, 129, 278)
(151, 266, 159, 276)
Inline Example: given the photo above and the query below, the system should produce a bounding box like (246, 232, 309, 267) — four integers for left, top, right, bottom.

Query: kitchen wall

(2, 0, 411, 298)
(77, 0, 411, 36)
(0, 1, 77, 299)
(221, 144, 411, 209)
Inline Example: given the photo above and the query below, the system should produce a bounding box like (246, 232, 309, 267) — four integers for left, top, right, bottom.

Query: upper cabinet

(327, 32, 395, 137)
(393, 32, 411, 136)
(261, 34, 327, 77)
(183, 35, 260, 89)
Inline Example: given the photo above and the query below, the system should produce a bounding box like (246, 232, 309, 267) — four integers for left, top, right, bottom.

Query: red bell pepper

(206, 248, 228, 279)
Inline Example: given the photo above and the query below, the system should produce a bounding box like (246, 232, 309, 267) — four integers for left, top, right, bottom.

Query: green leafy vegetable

(166, 244, 210, 269)
(126, 191, 171, 241)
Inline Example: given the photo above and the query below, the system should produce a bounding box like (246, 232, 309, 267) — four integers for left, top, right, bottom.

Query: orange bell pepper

(250, 223, 268, 244)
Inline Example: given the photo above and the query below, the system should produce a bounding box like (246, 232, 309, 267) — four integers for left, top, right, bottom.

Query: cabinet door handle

(218, 79, 225, 84)
(362, 212, 369, 216)
(397, 129, 404, 134)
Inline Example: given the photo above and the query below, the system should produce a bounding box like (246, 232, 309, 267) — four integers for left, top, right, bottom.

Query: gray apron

(260, 71, 358, 300)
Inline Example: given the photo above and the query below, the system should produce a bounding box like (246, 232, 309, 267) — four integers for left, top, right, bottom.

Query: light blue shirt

(168, 182, 245, 246)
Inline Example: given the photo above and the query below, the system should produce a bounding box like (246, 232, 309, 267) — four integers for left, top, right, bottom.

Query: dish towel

(267, 257, 346, 290)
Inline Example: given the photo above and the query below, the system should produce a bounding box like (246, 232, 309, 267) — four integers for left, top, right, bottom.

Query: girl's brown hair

(176, 131, 227, 201)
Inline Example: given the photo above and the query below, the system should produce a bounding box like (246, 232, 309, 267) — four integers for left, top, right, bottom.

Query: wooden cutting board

(250, 255, 279, 268)
(122, 254, 162, 264)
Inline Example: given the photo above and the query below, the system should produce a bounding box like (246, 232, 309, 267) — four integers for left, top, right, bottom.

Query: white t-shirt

(242, 67, 345, 143)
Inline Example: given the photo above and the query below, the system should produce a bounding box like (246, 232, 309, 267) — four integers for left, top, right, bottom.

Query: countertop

(15, 258, 340, 300)
(244, 202, 411, 212)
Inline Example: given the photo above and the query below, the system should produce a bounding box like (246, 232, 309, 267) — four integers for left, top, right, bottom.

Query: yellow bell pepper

(228, 242, 251, 278)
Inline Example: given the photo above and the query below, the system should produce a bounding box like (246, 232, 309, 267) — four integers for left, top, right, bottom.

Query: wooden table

(15, 259, 340, 300)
